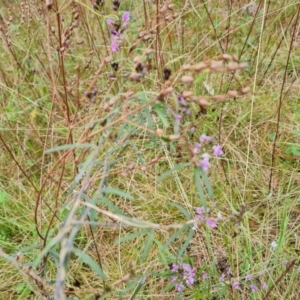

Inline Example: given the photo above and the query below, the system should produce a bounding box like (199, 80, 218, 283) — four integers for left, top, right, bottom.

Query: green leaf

(178, 227, 194, 257)
(157, 162, 192, 183)
(115, 229, 149, 244)
(199, 168, 213, 199)
(164, 225, 189, 249)
(45, 143, 95, 154)
(97, 196, 126, 216)
(140, 231, 154, 262)
(152, 104, 170, 128)
(103, 187, 134, 201)
(0, 191, 7, 204)
(130, 275, 146, 299)
(168, 201, 191, 219)
(194, 167, 206, 208)
(72, 247, 105, 280)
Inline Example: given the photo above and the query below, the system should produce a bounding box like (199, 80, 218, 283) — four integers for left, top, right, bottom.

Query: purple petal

(206, 218, 217, 228)
(122, 11, 130, 22)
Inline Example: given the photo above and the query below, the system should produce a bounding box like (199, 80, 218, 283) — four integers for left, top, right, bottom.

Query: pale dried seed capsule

(210, 60, 224, 71)
(140, 166, 147, 171)
(51, 26, 55, 33)
(198, 97, 210, 108)
(227, 90, 238, 98)
(182, 91, 193, 98)
(227, 62, 240, 71)
(239, 62, 248, 69)
(182, 64, 191, 71)
(173, 13, 179, 19)
(133, 56, 141, 64)
(168, 4, 175, 9)
(104, 56, 113, 63)
(46, 0, 53, 9)
(181, 75, 194, 84)
(160, 5, 168, 14)
(127, 162, 135, 170)
(165, 15, 172, 21)
(232, 54, 239, 62)
(142, 34, 152, 41)
(212, 95, 227, 102)
(221, 53, 233, 61)
(138, 31, 147, 38)
(161, 87, 173, 96)
(240, 87, 251, 94)
(145, 49, 153, 55)
(168, 134, 180, 141)
(155, 128, 164, 137)
(193, 62, 207, 72)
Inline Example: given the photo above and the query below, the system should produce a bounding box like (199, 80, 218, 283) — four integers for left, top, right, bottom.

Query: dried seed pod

(221, 53, 233, 61)
(182, 64, 191, 71)
(198, 97, 210, 108)
(182, 91, 193, 98)
(168, 134, 180, 141)
(226, 62, 240, 71)
(181, 75, 194, 84)
(155, 128, 164, 137)
(193, 62, 207, 72)
(210, 60, 224, 71)
(240, 87, 250, 94)
(46, 0, 53, 9)
(160, 5, 168, 14)
(133, 56, 141, 64)
(145, 49, 153, 56)
(227, 90, 238, 98)
(138, 31, 147, 38)
(212, 95, 227, 102)
(239, 62, 248, 69)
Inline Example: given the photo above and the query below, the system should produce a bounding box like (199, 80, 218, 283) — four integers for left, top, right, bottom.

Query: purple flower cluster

(171, 263, 196, 292)
(187, 133, 224, 172)
(194, 206, 218, 229)
(232, 274, 268, 293)
(107, 12, 131, 53)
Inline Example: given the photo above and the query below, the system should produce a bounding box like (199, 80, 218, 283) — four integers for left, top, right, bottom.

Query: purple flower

(175, 114, 182, 121)
(232, 281, 239, 289)
(199, 158, 210, 172)
(200, 134, 212, 143)
(111, 42, 119, 52)
(171, 264, 179, 272)
(220, 273, 225, 282)
(185, 109, 191, 115)
(251, 284, 258, 292)
(213, 144, 224, 157)
(171, 262, 196, 289)
(206, 218, 217, 228)
(196, 206, 205, 215)
(122, 11, 130, 22)
(246, 274, 253, 281)
(202, 272, 208, 280)
(262, 282, 268, 290)
(107, 18, 114, 26)
(176, 283, 184, 292)
(195, 142, 202, 149)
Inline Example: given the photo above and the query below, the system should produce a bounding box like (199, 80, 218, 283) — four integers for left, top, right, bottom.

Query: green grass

(1, 0, 300, 299)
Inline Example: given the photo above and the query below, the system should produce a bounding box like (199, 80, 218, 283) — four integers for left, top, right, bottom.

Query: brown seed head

(181, 75, 194, 84)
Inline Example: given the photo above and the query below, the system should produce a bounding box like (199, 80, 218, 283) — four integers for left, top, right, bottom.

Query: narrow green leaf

(164, 225, 188, 249)
(130, 276, 146, 299)
(141, 231, 154, 262)
(103, 187, 134, 201)
(168, 201, 191, 219)
(115, 229, 149, 245)
(72, 247, 105, 280)
(178, 227, 194, 258)
(152, 104, 170, 128)
(45, 143, 95, 154)
(199, 168, 213, 199)
(194, 167, 206, 208)
(97, 196, 126, 216)
(158, 162, 192, 183)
